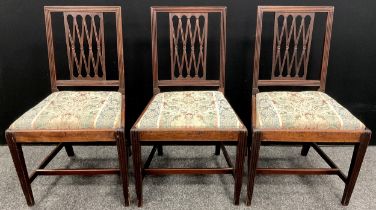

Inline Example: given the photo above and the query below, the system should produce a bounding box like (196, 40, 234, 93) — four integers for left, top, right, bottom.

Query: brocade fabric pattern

(256, 91, 365, 130)
(136, 91, 243, 129)
(9, 91, 122, 130)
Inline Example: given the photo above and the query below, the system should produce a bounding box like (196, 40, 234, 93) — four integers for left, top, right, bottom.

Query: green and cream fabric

(9, 91, 122, 130)
(256, 91, 365, 130)
(136, 91, 244, 129)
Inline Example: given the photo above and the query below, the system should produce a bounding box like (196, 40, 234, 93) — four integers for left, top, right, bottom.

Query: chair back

(252, 6, 334, 94)
(44, 6, 125, 94)
(151, 6, 227, 94)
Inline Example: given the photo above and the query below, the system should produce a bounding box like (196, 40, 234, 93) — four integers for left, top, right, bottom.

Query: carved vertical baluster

(187, 14, 196, 78)
(99, 14, 106, 79)
(293, 14, 302, 77)
(77, 14, 86, 78)
(286, 15, 296, 77)
(302, 14, 314, 78)
(177, 15, 185, 78)
(189, 15, 197, 78)
(82, 14, 92, 77)
(185, 14, 192, 78)
(91, 14, 106, 79)
(64, 14, 73, 79)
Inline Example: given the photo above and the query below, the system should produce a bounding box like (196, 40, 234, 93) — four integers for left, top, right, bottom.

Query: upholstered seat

(136, 91, 244, 129)
(256, 91, 365, 130)
(10, 91, 122, 130)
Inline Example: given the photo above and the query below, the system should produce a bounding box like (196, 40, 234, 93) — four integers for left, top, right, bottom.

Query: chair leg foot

(301, 143, 310, 156)
(116, 130, 130, 206)
(64, 144, 75, 157)
(234, 132, 247, 205)
(341, 133, 370, 206)
(157, 145, 163, 156)
(246, 132, 261, 206)
(131, 130, 143, 207)
(215, 144, 220, 155)
(5, 132, 35, 206)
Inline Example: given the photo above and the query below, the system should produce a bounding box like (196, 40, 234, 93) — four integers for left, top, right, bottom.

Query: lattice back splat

(169, 13, 208, 80)
(272, 13, 315, 79)
(63, 12, 106, 80)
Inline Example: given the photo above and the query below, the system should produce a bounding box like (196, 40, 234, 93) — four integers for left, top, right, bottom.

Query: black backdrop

(1, 0, 376, 144)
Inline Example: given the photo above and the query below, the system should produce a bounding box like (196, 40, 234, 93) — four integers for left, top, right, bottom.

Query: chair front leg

(116, 130, 130, 206)
(157, 145, 163, 156)
(246, 131, 261, 206)
(5, 132, 35, 206)
(131, 130, 143, 207)
(341, 132, 370, 205)
(233, 132, 247, 205)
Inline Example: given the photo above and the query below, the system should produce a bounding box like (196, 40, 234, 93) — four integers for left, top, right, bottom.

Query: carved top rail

(252, 6, 334, 94)
(44, 6, 125, 94)
(151, 6, 227, 94)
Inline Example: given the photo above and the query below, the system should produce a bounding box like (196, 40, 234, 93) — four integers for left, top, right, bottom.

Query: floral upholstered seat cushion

(9, 91, 122, 130)
(135, 91, 244, 129)
(256, 91, 365, 130)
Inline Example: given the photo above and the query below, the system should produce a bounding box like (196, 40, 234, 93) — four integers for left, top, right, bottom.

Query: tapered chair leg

(116, 130, 130, 206)
(131, 130, 143, 207)
(5, 132, 35, 206)
(341, 133, 370, 206)
(233, 132, 247, 205)
(215, 144, 220, 155)
(246, 132, 261, 206)
(157, 145, 163, 156)
(64, 144, 75, 157)
(301, 143, 311, 156)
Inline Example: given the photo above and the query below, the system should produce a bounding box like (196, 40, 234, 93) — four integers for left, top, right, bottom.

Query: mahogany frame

(5, 6, 129, 206)
(131, 6, 247, 207)
(247, 6, 371, 206)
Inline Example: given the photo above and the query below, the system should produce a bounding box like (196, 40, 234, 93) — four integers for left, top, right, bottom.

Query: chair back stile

(252, 6, 334, 95)
(44, 6, 125, 94)
(151, 6, 227, 94)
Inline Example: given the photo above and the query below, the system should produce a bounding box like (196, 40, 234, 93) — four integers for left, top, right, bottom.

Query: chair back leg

(215, 144, 221, 155)
(301, 143, 311, 156)
(157, 145, 163, 156)
(64, 144, 75, 157)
